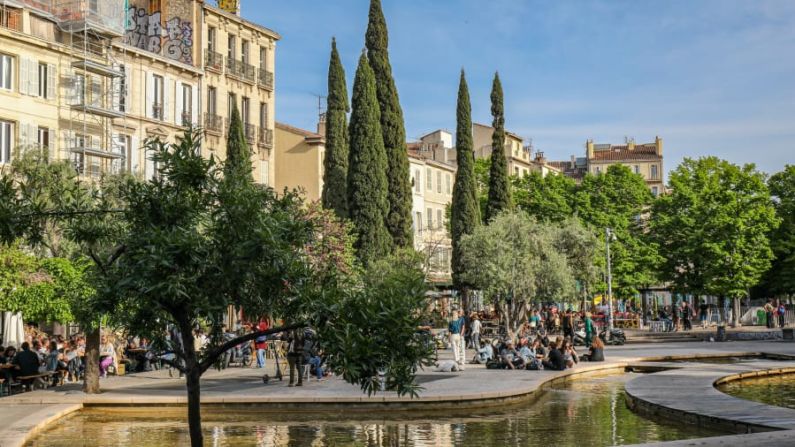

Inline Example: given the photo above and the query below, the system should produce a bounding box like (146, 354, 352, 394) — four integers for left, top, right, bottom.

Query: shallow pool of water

(26, 374, 723, 447)
(718, 373, 795, 410)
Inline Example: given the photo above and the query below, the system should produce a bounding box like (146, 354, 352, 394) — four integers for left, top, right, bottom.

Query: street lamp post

(605, 227, 614, 331)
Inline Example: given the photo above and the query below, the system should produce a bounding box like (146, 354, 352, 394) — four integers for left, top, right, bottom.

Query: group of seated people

(1, 335, 87, 391)
(473, 334, 605, 371)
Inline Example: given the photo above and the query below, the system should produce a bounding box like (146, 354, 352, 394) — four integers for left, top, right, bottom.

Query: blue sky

(243, 0, 795, 176)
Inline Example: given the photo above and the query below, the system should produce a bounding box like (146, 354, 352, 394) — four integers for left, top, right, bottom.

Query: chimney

(586, 139, 594, 159)
(570, 155, 576, 169)
(317, 112, 326, 136)
(655, 135, 663, 157)
(628, 139, 636, 151)
(219, 0, 242, 16)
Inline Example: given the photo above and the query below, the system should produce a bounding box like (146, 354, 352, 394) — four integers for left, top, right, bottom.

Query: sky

(242, 0, 795, 176)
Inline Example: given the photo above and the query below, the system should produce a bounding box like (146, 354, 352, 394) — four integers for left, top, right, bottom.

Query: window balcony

(258, 128, 273, 148)
(244, 123, 257, 144)
(204, 113, 223, 134)
(0, 6, 22, 31)
(151, 103, 163, 121)
(205, 49, 223, 73)
(225, 57, 243, 78)
(181, 112, 193, 128)
(258, 69, 274, 91)
(241, 63, 256, 84)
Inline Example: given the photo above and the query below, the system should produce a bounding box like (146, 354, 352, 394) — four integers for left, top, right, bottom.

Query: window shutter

(130, 135, 140, 174)
(191, 84, 198, 126)
(47, 64, 56, 100)
(30, 61, 39, 97)
(163, 77, 173, 123)
(144, 143, 154, 180)
(19, 58, 28, 95)
(175, 82, 183, 125)
(145, 72, 154, 118)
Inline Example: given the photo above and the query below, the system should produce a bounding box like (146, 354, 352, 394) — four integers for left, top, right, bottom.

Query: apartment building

(274, 121, 324, 201)
(472, 122, 535, 177)
(0, 0, 277, 185)
(408, 141, 455, 285)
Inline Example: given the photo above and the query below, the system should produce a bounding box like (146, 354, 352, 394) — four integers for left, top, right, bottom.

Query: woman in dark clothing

(581, 336, 605, 362)
(542, 341, 566, 371)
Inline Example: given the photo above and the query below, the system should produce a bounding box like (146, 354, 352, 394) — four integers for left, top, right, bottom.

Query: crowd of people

(1, 330, 89, 391)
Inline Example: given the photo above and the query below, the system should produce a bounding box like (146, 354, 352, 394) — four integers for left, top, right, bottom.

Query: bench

(17, 372, 56, 391)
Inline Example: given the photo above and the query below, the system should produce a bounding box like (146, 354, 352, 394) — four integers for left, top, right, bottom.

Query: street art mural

(124, 7, 193, 65)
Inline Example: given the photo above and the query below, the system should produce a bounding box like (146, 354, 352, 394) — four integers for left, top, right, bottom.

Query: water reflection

(27, 374, 723, 447)
(719, 373, 795, 410)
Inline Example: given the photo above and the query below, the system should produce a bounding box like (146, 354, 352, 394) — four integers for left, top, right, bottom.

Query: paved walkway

(1, 340, 794, 446)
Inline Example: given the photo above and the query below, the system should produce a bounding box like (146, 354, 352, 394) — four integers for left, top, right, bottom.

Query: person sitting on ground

(542, 340, 566, 371)
(308, 349, 326, 380)
(473, 339, 494, 364)
(581, 336, 605, 362)
(560, 339, 578, 368)
(499, 340, 526, 370)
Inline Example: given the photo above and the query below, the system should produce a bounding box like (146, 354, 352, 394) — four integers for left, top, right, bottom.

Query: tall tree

(224, 104, 252, 180)
(365, 0, 413, 249)
(322, 38, 350, 217)
(652, 157, 779, 325)
(485, 72, 511, 221)
(451, 70, 480, 308)
(512, 171, 577, 222)
(347, 52, 391, 264)
(761, 165, 795, 296)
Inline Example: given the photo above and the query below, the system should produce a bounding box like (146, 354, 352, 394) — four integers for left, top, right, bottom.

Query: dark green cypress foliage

(347, 52, 391, 264)
(451, 69, 481, 289)
(322, 38, 350, 217)
(224, 103, 252, 180)
(365, 0, 413, 250)
(485, 72, 512, 221)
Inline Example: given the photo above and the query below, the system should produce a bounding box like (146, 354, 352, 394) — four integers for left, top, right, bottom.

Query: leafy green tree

(762, 165, 795, 297)
(322, 38, 350, 218)
(224, 105, 252, 180)
(653, 157, 779, 324)
(459, 212, 578, 338)
(575, 164, 660, 298)
(485, 72, 511, 222)
(347, 52, 391, 264)
(553, 218, 602, 309)
(513, 171, 577, 222)
(451, 70, 480, 307)
(366, 0, 413, 249)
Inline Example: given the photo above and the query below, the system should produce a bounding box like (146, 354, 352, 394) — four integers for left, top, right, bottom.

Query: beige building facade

(585, 138, 664, 195)
(0, 0, 277, 185)
(274, 122, 324, 201)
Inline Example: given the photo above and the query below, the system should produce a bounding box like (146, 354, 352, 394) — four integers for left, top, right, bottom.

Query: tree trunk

(82, 327, 101, 394)
(732, 297, 742, 327)
(718, 296, 727, 325)
(178, 319, 203, 447)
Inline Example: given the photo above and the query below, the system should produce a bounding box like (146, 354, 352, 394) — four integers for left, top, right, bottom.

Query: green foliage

(319, 249, 433, 397)
(762, 165, 795, 296)
(0, 245, 92, 323)
(575, 165, 660, 297)
(366, 0, 413, 249)
(485, 72, 512, 222)
(459, 211, 581, 335)
(224, 106, 252, 180)
(652, 157, 779, 300)
(512, 171, 577, 222)
(322, 38, 350, 218)
(451, 70, 481, 290)
(347, 52, 391, 265)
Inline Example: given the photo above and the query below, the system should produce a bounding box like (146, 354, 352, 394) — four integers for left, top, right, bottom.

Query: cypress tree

(347, 52, 391, 264)
(451, 70, 481, 291)
(322, 38, 350, 217)
(365, 0, 413, 250)
(224, 104, 252, 180)
(485, 72, 512, 221)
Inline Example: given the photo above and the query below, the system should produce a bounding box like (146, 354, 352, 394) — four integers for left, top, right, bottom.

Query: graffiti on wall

(124, 7, 193, 65)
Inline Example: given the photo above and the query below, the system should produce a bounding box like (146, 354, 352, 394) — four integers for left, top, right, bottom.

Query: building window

(652, 186, 659, 196)
(0, 120, 12, 163)
(118, 64, 127, 112)
(37, 126, 49, 150)
(437, 209, 443, 228)
(514, 166, 519, 176)
(207, 27, 216, 52)
(651, 164, 659, 180)
(37, 63, 47, 98)
(416, 211, 423, 233)
(426, 167, 432, 190)
(427, 207, 433, 229)
(436, 171, 442, 193)
(259, 47, 268, 71)
(0, 53, 11, 90)
(181, 83, 192, 125)
(152, 74, 164, 120)
(227, 93, 236, 119)
(259, 102, 267, 129)
(414, 169, 421, 192)
(207, 86, 217, 115)
(227, 35, 236, 61)
(241, 40, 249, 66)
(595, 166, 601, 175)
(74, 74, 86, 105)
(260, 160, 269, 185)
(116, 134, 131, 172)
(241, 97, 250, 125)
(634, 165, 640, 174)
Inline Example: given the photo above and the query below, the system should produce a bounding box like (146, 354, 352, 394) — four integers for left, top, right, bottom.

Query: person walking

(699, 301, 709, 329)
(470, 314, 482, 351)
(682, 301, 692, 331)
(562, 309, 574, 340)
(778, 301, 787, 328)
(254, 319, 269, 369)
(448, 310, 466, 370)
(583, 312, 595, 348)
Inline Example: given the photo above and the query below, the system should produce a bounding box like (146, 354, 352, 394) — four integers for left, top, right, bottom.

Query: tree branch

(198, 323, 304, 374)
